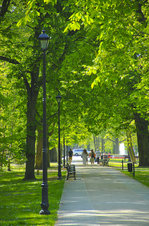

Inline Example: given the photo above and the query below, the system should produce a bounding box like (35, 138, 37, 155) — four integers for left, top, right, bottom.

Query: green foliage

(0, 75, 26, 166)
(61, 0, 149, 153)
(0, 0, 149, 169)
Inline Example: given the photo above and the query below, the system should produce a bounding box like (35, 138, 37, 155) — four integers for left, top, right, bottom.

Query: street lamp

(38, 29, 50, 215)
(56, 93, 62, 179)
(63, 133, 66, 168)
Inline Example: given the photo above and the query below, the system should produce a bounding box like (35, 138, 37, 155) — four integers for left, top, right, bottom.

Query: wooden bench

(103, 158, 109, 166)
(66, 164, 76, 180)
(99, 158, 109, 166)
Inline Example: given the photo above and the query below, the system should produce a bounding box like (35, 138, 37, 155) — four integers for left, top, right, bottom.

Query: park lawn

(109, 160, 128, 168)
(121, 167, 149, 187)
(109, 161, 149, 188)
(109, 159, 139, 169)
(0, 164, 66, 226)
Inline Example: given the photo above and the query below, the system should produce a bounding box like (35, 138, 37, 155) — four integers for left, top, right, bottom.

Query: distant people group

(81, 149, 96, 165)
(81, 149, 88, 165)
(68, 148, 96, 165)
(89, 149, 96, 165)
(68, 148, 110, 166)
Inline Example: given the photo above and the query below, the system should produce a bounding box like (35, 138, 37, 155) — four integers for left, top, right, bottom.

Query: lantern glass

(56, 94, 62, 103)
(38, 30, 49, 50)
(40, 39, 49, 50)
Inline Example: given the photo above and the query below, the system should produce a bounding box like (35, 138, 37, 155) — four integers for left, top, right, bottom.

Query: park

(0, 0, 149, 225)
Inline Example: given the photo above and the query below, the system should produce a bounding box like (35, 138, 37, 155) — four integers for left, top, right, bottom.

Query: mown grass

(109, 160, 128, 168)
(121, 167, 149, 187)
(0, 164, 66, 226)
(109, 160, 149, 188)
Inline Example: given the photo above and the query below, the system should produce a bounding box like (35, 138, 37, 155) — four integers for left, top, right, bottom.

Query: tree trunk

(113, 138, 119, 154)
(126, 130, 135, 162)
(50, 147, 57, 162)
(7, 159, 11, 171)
(101, 138, 105, 152)
(134, 113, 149, 166)
(35, 128, 43, 170)
(97, 136, 100, 151)
(24, 25, 41, 179)
(24, 91, 38, 180)
(93, 135, 96, 151)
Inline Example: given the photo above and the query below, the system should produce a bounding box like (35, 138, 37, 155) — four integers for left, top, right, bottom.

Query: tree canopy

(0, 0, 149, 176)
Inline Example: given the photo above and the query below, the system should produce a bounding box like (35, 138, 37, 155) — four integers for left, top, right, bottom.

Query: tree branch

(0, 56, 20, 64)
(119, 139, 126, 143)
(0, 0, 11, 21)
(136, 1, 147, 27)
(107, 138, 115, 143)
(48, 122, 56, 137)
(22, 74, 30, 94)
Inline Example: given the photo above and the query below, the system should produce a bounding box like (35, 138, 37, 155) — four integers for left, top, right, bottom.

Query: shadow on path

(55, 164, 149, 226)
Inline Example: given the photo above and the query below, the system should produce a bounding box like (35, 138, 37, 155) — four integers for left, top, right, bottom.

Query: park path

(55, 163, 149, 226)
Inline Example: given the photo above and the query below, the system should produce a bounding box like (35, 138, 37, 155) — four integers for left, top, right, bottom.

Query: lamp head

(56, 93, 62, 103)
(38, 29, 49, 50)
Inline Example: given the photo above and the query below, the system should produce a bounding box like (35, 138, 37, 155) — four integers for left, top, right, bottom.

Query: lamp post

(38, 29, 50, 215)
(66, 145, 68, 164)
(56, 93, 62, 179)
(63, 134, 66, 168)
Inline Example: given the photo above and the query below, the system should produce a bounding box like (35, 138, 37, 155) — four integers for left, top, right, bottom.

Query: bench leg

(74, 172, 76, 180)
(67, 172, 69, 180)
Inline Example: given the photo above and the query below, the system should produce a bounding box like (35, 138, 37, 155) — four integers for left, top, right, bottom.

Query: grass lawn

(121, 167, 149, 187)
(109, 160, 149, 188)
(0, 164, 66, 226)
(109, 160, 128, 168)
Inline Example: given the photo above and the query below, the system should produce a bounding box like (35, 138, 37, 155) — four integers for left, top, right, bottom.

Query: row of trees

(0, 0, 149, 178)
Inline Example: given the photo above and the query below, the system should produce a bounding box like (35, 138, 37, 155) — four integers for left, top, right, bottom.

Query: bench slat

(66, 164, 76, 180)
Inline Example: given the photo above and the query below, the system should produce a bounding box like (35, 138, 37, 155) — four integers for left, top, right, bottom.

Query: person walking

(81, 149, 88, 165)
(68, 149, 73, 164)
(89, 149, 96, 165)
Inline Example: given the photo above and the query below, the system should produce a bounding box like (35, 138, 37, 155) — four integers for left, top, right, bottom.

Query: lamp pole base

(39, 209, 50, 215)
(40, 183, 50, 215)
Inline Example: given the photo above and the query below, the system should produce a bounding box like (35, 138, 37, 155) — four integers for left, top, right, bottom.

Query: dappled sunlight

(56, 164, 149, 225)
(0, 168, 65, 225)
(57, 208, 149, 225)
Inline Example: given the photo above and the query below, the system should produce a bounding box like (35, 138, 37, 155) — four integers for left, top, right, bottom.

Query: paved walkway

(55, 162, 149, 226)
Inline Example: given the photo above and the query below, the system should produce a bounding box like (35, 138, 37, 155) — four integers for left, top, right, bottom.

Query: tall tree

(63, 0, 149, 165)
(0, 0, 50, 178)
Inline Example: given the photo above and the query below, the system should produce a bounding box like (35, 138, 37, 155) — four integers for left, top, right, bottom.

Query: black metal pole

(58, 100, 62, 179)
(63, 134, 65, 168)
(122, 160, 123, 170)
(66, 145, 68, 164)
(40, 49, 50, 215)
(133, 162, 135, 177)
